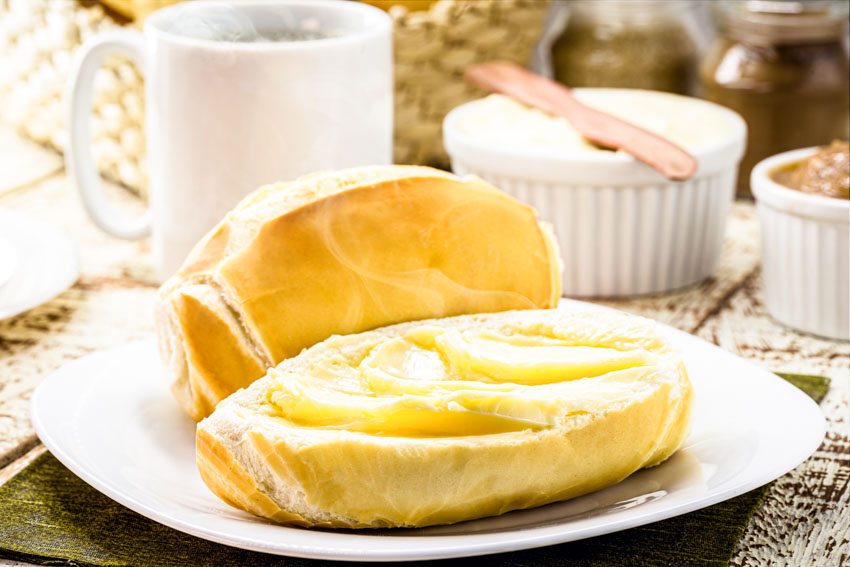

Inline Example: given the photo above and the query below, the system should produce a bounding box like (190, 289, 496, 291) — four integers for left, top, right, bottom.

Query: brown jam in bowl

(771, 140, 850, 199)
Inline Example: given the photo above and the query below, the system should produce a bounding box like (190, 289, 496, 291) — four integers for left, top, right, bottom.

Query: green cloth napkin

(0, 373, 828, 567)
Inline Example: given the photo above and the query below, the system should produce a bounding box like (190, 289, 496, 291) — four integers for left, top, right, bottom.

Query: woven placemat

(0, 373, 828, 567)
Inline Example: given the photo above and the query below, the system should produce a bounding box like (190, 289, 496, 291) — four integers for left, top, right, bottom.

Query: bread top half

(155, 166, 563, 420)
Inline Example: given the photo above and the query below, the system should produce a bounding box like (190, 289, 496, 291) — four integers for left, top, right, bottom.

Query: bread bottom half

(196, 309, 693, 528)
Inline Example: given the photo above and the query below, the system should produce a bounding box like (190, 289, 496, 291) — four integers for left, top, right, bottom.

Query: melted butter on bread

(263, 318, 677, 438)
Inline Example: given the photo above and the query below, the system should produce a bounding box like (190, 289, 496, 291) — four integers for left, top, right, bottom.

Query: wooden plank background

(0, 128, 847, 566)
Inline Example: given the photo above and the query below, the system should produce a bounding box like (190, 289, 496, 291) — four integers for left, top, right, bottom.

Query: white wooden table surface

(0, 128, 847, 566)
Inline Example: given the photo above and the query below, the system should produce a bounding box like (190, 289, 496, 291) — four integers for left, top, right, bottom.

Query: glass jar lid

(717, 0, 849, 43)
(570, 0, 697, 20)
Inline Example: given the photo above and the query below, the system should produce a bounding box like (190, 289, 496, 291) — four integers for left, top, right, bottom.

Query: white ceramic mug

(67, 0, 393, 280)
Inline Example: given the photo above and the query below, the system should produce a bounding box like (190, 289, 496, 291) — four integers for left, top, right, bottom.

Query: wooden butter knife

(464, 61, 698, 181)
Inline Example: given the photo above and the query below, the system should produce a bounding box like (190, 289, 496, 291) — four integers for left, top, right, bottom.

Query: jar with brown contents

(551, 0, 701, 95)
(700, 0, 849, 197)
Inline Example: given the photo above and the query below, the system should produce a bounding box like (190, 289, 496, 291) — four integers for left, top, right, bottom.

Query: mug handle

(66, 30, 151, 239)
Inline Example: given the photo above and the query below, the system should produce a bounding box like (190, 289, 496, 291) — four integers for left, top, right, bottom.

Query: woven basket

(388, 0, 547, 166)
(0, 0, 547, 197)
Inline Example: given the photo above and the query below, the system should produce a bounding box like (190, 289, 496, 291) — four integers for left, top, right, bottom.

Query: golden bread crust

(156, 166, 562, 420)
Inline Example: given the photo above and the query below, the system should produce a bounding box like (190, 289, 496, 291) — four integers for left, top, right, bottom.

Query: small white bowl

(443, 90, 747, 297)
(751, 148, 849, 340)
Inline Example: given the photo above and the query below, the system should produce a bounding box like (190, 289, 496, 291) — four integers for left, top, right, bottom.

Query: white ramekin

(443, 89, 747, 297)
(751, 148, 849, 340)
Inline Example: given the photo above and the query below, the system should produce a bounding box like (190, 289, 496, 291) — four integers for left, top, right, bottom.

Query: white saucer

(0, 208, 79, 320)
(0, 235, 17, 289)
(30, 301, 825, 561)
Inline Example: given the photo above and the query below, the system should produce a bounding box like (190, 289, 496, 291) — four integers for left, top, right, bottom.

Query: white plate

(30, 301, 825, 562)
(0, 208, 79, 320)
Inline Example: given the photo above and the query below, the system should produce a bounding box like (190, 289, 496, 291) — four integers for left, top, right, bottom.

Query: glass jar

(550, 0, 701, 95)
(700, 0, 850, 197)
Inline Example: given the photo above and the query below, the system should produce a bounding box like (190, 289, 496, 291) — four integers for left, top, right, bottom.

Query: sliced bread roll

(196, 308, 693, 528)
(155, 166, 562, 420)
